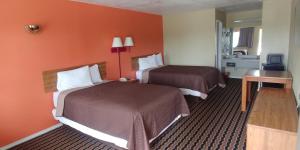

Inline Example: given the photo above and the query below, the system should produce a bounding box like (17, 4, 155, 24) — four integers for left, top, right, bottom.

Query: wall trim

(1, 123, 63, 150)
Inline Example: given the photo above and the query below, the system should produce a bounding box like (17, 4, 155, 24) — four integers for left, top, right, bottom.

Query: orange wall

(0, 0, 163, 146)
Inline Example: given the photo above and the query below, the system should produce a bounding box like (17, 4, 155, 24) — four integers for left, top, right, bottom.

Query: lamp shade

(124, 37, 134, 47)
(112, 37, 123, 48)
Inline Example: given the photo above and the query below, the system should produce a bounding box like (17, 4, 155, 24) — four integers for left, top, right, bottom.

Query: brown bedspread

(60, 81, 190, 150)
(148, 65, 225, 95)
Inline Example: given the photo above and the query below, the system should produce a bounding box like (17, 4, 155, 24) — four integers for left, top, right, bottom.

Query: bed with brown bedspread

(140, 65, 225, 99)
(55, 81, 190, 150)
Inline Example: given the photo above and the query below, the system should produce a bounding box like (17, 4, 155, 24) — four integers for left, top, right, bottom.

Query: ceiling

(73, 0, 262, 14)
(218, 1, 262, 12)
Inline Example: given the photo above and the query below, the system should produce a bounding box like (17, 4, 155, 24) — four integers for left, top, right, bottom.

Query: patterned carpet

(10, 79, 256, 150)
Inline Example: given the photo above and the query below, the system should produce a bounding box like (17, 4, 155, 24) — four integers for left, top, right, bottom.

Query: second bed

(132, 54, 226, 99)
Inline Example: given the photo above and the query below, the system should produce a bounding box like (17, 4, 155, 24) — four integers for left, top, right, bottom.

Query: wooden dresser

(247, 88, 298, 150)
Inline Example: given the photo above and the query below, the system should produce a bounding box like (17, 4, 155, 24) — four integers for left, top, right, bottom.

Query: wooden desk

(241, 70, 292, 111)
(247, 88, 298, 150)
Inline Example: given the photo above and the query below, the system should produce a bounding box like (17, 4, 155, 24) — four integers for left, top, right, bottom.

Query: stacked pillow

(56, 64, 103, 92)
(89, 64, 102, 83)
(155, 53, 163, 66)
(138, 53, 164, 70)
(138, 55, 157, 70)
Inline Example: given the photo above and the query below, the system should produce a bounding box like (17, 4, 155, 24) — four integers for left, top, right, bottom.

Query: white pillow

(89, 64, 103, 83)
(138, 57, 157, 70)
(53, 91, 60, 108)
(147, 55, 158, 66)
(155, 53, 164, 66)
(57, 66, 94, 91)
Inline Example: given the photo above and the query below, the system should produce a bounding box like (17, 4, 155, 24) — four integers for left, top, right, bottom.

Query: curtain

(237, 27, 254, 48)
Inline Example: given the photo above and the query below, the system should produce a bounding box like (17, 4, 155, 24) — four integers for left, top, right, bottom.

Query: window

(232, 31, 240, 48)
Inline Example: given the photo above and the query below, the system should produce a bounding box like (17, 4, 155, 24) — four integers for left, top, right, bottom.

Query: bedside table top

(119, 78, 139, 83)
(127, 79, 139, 83)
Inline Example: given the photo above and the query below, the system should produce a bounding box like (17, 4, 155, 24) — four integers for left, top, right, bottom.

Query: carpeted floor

(10, 79, 256, 150)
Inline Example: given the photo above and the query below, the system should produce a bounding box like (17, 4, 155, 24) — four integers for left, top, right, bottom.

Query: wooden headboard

(131, 53, 158, 70)
(42, 62, 106, 93)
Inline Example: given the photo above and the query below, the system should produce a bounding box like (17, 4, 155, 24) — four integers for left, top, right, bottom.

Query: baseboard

(1, 123, 63, 150)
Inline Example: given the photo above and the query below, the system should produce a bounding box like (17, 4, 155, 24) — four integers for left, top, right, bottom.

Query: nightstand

(127, 79, 139, 83)
(119, 78, 139, 83)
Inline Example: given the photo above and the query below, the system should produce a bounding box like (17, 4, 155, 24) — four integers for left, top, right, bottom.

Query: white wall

(163, 9, 216, 66)
(287, 0, 300, 148)
(261, 0, 294, 66)
(294, 5, 300, 146)
(289, 0, 300, 105)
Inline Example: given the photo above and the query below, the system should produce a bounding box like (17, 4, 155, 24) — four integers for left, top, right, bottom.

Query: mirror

(226, 8, 263, 56)
(231, 27, 262, 56)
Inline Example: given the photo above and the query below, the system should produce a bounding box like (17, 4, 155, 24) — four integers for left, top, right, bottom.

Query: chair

(262, 54, 285, 88)
(262, 54, 285, 71)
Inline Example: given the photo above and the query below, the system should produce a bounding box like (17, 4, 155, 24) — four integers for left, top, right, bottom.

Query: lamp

(111, 37, 126, 78)
(124, 36, 134, 51)
(124, 37, 134, 47)
(112, 37, 123, 48)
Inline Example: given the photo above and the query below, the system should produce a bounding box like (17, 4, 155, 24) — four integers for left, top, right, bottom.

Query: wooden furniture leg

(247, 81, 252, 102)
(285, 80, 292, 89)
(242, 77, 247, 112)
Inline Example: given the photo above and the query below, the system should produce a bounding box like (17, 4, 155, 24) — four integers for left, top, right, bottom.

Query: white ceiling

(73, 0, 262, 14)
(218, 1, 262, 12)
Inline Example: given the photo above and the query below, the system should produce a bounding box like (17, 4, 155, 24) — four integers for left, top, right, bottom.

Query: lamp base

(111, 47, 126, 53)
